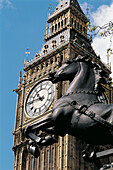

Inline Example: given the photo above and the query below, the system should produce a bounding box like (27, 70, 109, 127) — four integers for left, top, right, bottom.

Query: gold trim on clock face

(25, 80, 55, 118)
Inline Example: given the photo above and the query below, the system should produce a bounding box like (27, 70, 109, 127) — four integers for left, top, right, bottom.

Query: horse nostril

(48, 71, 56, 79)
(49, 71, 56, 76)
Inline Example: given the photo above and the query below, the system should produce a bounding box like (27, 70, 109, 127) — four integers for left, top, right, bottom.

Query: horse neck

(65, 62, 95, 95)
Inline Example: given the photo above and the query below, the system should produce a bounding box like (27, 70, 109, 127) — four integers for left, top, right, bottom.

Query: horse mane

(64, 55, 107, 95)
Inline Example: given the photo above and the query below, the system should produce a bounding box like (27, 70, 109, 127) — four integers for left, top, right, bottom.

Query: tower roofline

(48, 0, 87, 23)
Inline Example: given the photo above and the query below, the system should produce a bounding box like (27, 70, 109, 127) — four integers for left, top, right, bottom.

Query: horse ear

(92, 62, 101, 70)
(85, 56, 91, 62)
(84, 55, 89, 59)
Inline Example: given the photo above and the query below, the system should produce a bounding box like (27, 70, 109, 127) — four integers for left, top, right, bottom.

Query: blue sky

(0, 0, 113, 169)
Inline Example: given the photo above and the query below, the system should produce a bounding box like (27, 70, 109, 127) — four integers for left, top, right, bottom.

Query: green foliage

(107, 48, 112, 51)
(91, 26, 96, 32)
(89, 21, 113, 55)
(100, 32, 103, 36)
(86, 22, 90, 26)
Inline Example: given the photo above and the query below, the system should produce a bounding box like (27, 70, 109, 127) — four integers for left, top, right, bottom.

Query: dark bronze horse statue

(24, 56, 113, 159)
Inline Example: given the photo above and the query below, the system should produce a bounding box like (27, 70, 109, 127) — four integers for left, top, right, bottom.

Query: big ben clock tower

(13, 0, 113, 169)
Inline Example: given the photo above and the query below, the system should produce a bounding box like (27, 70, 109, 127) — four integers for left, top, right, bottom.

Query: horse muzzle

(48, 72, 60, 83)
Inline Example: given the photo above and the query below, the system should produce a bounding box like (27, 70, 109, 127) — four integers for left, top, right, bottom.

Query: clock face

(25, 80, 55, 118)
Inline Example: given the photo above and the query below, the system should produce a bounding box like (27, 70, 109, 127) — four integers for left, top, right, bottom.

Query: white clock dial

(25, 80, 55, 118)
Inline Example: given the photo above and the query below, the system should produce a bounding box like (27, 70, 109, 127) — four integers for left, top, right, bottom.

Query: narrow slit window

(65, 18, 67, 25)
(80, 25, 82, 32)
(37, 157, 39, 170)
(31, 157, 34, 170)
(71, 18, 73, 26)
(83, 27, 85, 34)
(75, 20, 76, 28)
(61, 20, 63, 28)
(58, 22, 60, 29)
(52, 148, 55, 170)
(77, 22, 79, 30)
(47, 150, 49, 169)
(52, 26, 54, 33)
(55, 24, 57, 31)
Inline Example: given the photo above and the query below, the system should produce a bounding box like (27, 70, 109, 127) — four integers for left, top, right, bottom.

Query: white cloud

(0, 0, 14, 11)
(92, 3, 113, 26)
(6, 0, 13, 8)
(91, 2, 113, 79)
(0, 0, 3, 10)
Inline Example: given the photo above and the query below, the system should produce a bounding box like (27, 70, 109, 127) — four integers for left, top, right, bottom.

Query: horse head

(48, 59, 79, 83)
(48, 55, 99, 93)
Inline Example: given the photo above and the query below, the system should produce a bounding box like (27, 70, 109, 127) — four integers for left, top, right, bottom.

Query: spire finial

(25, 48, 30, 62)
(86, 4, 89, 19)
(48, 4, 52, 17)
(86, 5, 91, 39)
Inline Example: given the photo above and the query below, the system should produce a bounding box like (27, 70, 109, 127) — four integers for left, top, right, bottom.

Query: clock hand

(27, 96, 45, 105)
(37, 93, 45, 101)
(39, 96, 45, 101)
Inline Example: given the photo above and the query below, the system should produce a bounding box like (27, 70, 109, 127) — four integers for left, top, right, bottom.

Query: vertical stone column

(40, 150, 45, 170)
(19, 147, 24, 170)
(59, 137, 63, 170)
(26, 146, 30, 170)
(64, 134, 68, 170)
(19, 85, 25, 128)
(13, 91, 19, 145)
(54, 142, 59, 170)
(72, 137, 76, 170)
(14, 150, 18, 170)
